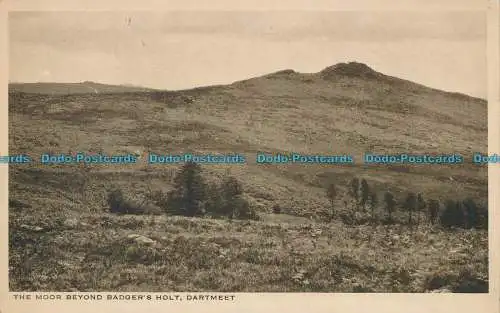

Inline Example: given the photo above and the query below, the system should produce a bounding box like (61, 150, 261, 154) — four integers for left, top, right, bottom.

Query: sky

(8, 10, 487, 98)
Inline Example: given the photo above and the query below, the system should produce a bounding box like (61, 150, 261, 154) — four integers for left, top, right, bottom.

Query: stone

(127, 234, 156, 245)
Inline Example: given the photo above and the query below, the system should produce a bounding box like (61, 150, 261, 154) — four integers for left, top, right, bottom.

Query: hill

(8, 81, 157, 95)
(8, 61, 488, 292)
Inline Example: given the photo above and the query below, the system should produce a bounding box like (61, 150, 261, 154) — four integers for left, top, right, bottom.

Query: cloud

(7, 11, 487, 97)
(9, 11, 485, 48)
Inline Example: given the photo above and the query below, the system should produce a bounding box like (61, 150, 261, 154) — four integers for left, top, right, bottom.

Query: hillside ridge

(9, 61, 486, 102)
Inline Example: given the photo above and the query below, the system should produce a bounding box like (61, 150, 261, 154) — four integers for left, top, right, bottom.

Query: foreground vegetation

(9, 208, 488, 292)
(9, 161, 489, 293)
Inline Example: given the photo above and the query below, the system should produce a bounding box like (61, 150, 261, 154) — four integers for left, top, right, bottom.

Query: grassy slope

(8, 62, 488, 292)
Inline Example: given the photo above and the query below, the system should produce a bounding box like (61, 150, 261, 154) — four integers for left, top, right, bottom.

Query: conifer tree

(370, 191, 378, 222)
(427, 199, 440, 225)
(384, 191, 396, 223)
(416, 193, 426, 226)
(350, 178, 360, 203)
(220, 176, 245, 218)
(405, 192, 417, 226)
(462, 197, 478, 229)
(326, 183, 337, 220)
(440, 199, 465, 228)
(360, 179, 370, 211)
(167, 161, 206, 217)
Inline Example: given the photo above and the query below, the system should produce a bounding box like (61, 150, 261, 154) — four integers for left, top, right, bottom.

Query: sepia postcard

(0, 0, 499, 312)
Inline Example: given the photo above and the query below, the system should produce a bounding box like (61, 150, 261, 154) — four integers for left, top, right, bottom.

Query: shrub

(232, 195, 259, 220)
(424, 272, 455, 291)
(339, 210, 371, 225)
(427, 199, 440, 225)
(107, 188, 125, 213)
(462, 198, 488, 229)
(272, 204, 282, 214)
(220, 176, 258, 220)
(203, 175, 258, 220)
(452, 269, 488, 293)
(221, 176, 243, 199)
(440, 200, 465, 228)
(150, 190, 169, 211)
(425, 269, 488, 293)
(106, 188, 160, 215)
(204, 183, 226, 217)
(462, 198, 478, 229)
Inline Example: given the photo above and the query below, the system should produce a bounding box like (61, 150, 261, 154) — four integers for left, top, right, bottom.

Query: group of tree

(325, 177, 488, 230)
(107, 162, 487, 228)
(108, 161, 259, 220)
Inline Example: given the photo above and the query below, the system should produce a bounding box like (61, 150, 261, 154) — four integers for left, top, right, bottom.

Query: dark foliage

(427, 199, 440, 225)
(166, 161, 207, 217)
(440, 200, 465, 228)
(349, 178, 360, 202)
(360, 179, 370, 210)
(404, 192, 417, 225)
(384, 192, 396, 223)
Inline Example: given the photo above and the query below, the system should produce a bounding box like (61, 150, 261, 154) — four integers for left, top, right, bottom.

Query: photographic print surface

(7, 10, 489, 293)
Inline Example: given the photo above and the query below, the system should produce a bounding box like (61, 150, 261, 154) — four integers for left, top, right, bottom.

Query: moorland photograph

(8, 10, 488, 293)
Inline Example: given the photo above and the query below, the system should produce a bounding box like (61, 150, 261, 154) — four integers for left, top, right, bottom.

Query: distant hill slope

(8, 61, 488, 216)
(8, 81, 157, 95)
(7, 61, 489, 293)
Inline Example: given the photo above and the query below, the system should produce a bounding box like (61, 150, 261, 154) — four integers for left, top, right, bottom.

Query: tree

(440, 199, 465, 228)
(404, 192, 417, 226)
(232, 195, 258, 220)
(221, 176, 243, 199)
(204, 183, 225, 217)
(476, 203, 488, 230)
(107, 188, 125, 214)
(326, 183, 337, 205)
(326, 183, 337, 220)
(456, 201, 465, 227)
(349, 178, 360, 203)
(219, 176, 245, 218)
(360, 179, 370, 211)
(384, 192, 396, 223)
(370, 191, 378, 222)
(477, 203, 488, 229)
(427, 199, 440, 225)
(462, 198, 478, 229)
(416, 193, 426, 226)
(167, 161, 206, 217)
